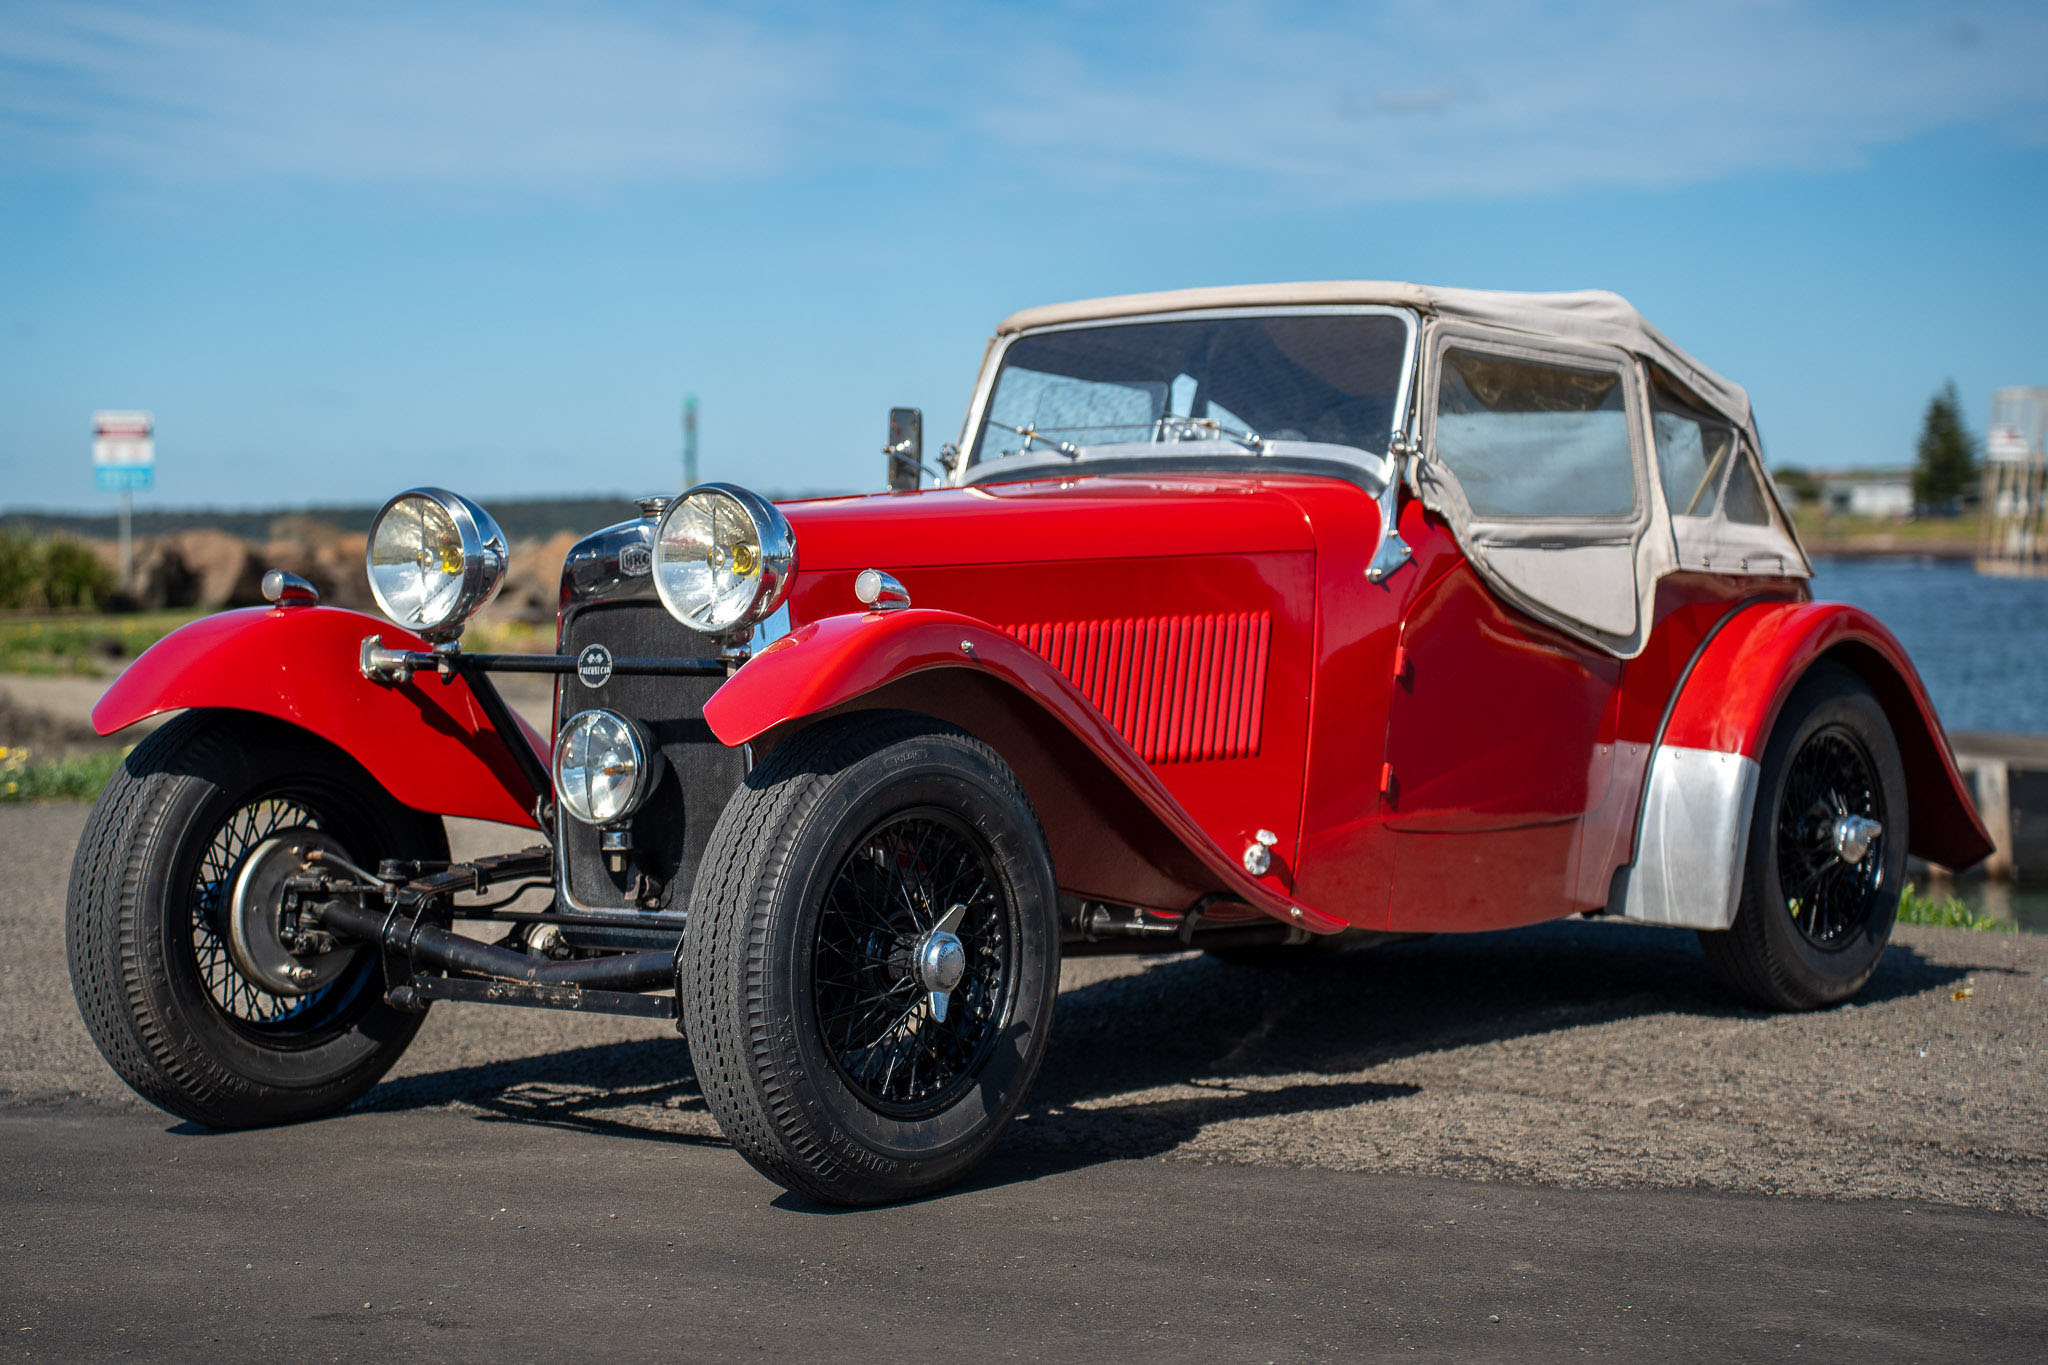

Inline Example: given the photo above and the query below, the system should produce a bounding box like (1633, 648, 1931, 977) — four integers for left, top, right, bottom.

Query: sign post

(92, 411, 155, 591)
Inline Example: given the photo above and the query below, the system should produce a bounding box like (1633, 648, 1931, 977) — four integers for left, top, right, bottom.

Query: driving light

(365, 488, 508, 639)
(553, 710, 660, 826)
(651, 483, 796, 634)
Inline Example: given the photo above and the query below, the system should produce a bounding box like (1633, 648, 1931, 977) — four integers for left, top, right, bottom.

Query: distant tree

(1773, 464, 1819, 504)
(1912, 381, 1977, 509)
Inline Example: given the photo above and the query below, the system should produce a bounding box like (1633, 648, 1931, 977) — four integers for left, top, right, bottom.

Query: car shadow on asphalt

(349, 920, 1975, 1187)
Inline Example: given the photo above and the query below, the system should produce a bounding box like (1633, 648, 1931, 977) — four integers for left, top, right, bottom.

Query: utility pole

(683, 394, 699, 489)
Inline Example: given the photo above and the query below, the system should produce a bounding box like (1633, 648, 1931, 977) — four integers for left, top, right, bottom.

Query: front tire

(67, 710, 446, 1127)
(681, 714, 1059, 1206)
(1698, 663, 1907, 1010)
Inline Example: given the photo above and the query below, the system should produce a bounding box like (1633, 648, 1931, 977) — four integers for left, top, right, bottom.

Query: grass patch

(1898, 885, 2012, 932)
(1791, 511, 1976, 546)
(0, 744, 127, 803)
(0, 610, 203, 676)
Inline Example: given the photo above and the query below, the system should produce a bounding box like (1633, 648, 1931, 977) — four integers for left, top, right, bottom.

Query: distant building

(1812, 469, 1913, 519)
(1979, 387, 2047, 578)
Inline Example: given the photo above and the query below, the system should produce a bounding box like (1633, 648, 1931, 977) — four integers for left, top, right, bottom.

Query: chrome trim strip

(1619, 745, 1759, 930)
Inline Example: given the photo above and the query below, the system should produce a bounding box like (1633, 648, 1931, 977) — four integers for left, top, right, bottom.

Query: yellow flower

(0, 746, 10, 761)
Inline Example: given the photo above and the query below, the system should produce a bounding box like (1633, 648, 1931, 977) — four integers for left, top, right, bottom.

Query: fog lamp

(554, 710, 660, 826)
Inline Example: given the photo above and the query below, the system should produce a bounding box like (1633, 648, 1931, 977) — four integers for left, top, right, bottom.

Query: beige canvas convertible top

(998, 281, 1756, 448)
(991, 282, 1807, 659)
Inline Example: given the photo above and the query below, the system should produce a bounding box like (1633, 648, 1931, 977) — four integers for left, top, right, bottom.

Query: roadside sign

(93, 411, 155, 492)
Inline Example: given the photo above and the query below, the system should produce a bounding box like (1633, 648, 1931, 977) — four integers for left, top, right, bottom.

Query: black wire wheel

(67, 710, 446, 1127)
(1700, 662, 1908, 1010)
(812, 810, 1015, 1117)
(682, 713, 1059, 1206)
(1775, 725, 1888, 950)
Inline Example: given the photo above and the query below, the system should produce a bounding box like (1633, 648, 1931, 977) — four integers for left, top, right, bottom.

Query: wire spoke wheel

(1698, 663, 1907, 1011)
(187, 797, 335, 1028)
(812, 810, 1014, 1117)
(682, 714, 1059, 1205)
(1774, 724, 1886, 950)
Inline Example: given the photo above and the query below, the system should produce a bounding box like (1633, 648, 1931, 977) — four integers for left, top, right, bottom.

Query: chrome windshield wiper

(987, 420, 1082, 459)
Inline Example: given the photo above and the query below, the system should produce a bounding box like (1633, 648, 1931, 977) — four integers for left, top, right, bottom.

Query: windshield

(967, 312, 1411, 472)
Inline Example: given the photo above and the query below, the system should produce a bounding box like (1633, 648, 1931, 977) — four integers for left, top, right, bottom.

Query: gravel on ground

(6, 801, 2044, 1215)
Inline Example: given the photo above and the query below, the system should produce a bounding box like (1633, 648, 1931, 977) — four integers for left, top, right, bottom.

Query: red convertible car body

(74, 282, 1993, 1204)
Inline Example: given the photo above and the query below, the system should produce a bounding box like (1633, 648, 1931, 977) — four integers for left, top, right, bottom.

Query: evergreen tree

(1912, 381, 1976, 508)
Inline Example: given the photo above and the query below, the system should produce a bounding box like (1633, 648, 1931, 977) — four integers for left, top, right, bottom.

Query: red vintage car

(68, 283, 1992, 1205)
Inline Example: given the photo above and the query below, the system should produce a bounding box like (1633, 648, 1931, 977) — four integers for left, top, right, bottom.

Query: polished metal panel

(560, 517, 662, 610)
(1620, 745, 1761, 929)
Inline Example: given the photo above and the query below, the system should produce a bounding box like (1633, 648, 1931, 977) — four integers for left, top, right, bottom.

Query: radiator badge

(576, 643, 613, 689)
(619, 543, 652, 576)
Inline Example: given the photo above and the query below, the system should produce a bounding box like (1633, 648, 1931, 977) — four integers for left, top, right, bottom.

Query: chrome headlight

(553, 710, 659, 826)
(365, 488, 508, 640)
(651, 483, 796, 634)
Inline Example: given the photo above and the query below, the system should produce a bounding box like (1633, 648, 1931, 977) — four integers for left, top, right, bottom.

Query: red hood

(779, 475, 1320, 571)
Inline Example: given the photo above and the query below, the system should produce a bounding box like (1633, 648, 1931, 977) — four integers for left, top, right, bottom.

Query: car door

(1381, 332, 1645, 931)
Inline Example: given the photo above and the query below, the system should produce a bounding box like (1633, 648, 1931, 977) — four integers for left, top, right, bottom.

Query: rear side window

(1722, 451, 1774, 526)
(1649, 370, 1737, 518)
(1435, 349, 1636, 518)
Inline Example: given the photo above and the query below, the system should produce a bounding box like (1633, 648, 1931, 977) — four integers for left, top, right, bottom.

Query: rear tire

(67, 710, 445, 1127)
(1698, 663, 1906, 1010)
(681, 713, 1059, 1206)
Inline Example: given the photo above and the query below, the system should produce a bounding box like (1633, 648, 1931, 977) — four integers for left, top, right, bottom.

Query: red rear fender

(706, 609, 1345, 931)
(1661, 601, 1991, 870)
(93, 606, 546, 829)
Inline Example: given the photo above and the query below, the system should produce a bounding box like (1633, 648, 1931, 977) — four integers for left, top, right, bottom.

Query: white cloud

(0, 1, 837, 187)
(1, 1, 2043, 201)
(950, 0, 2048, 200)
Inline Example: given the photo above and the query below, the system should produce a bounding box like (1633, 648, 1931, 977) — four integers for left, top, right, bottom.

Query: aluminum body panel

(1619, 745, 1760, 929)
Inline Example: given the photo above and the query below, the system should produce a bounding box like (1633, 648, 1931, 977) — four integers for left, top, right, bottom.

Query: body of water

(1808, 557, 2048, 736)
(1807, 557, 2048, 929)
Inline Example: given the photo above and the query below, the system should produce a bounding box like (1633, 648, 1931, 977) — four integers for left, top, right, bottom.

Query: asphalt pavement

(4, 799, 2046, 1358)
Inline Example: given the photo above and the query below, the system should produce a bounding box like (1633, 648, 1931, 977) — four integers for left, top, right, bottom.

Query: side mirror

(885, 407, 923, 491)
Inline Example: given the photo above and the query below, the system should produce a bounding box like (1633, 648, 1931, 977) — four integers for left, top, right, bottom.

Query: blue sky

(3, 0, 2046, 512)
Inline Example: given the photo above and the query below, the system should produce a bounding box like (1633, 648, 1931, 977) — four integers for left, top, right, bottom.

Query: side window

(1649, 369, 1737, 518)
(1435, 348, 1636, 518)
(1722, 447, 1774, 526)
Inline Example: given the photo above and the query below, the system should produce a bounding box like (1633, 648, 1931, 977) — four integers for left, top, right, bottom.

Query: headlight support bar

(359, 637, 729, 816)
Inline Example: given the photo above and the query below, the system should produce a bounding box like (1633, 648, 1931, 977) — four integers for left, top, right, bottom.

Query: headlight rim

(650, 482, 797, 635)
(552, 708, 661, 827)
(363, 486, 509, 641)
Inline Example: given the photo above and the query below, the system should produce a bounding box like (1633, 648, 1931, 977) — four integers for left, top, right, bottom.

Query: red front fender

(1662, 601, 1992, 870)
(94, 605, 546, 829)
(706, 609, 1346, 932)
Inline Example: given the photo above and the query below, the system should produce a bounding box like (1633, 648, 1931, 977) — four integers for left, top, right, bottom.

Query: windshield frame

(952, 304, 1421, 487)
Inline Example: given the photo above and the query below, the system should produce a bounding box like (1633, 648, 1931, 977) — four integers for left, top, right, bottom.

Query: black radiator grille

(554, 601, 747, 916)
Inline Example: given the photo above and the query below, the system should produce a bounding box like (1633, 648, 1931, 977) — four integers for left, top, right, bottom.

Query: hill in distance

(0, 489, 851, 544)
